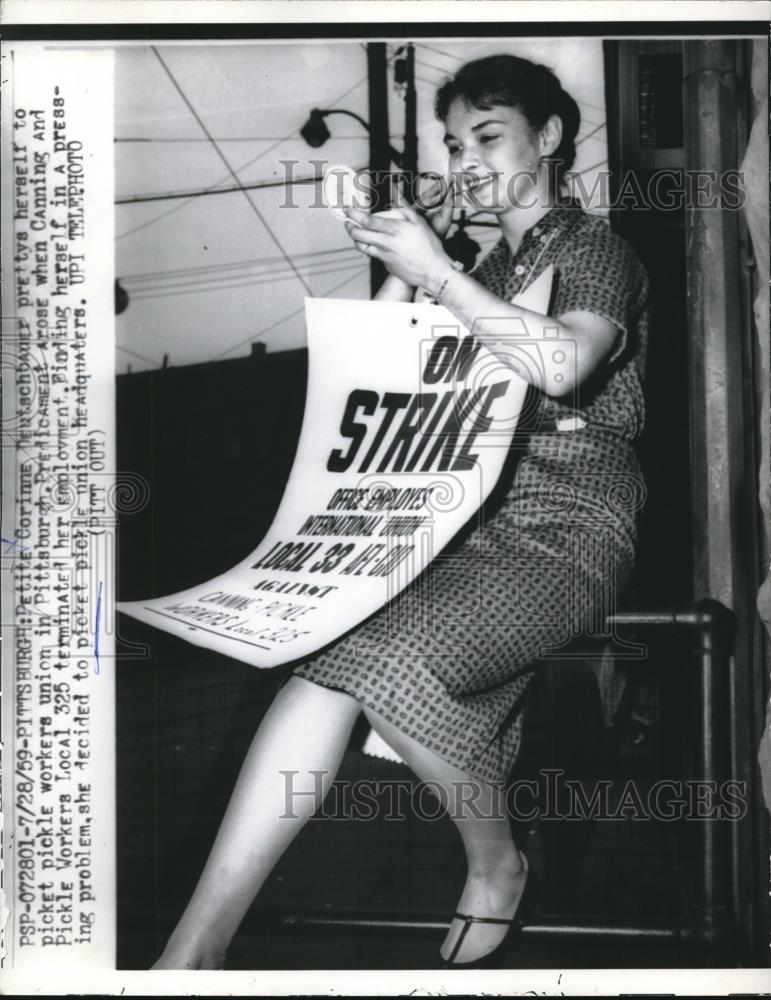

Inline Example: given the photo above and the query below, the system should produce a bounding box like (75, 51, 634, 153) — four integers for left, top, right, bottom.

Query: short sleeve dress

(289, 201, 650, 789)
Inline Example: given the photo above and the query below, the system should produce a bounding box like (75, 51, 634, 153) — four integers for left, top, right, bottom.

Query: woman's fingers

(417, 174, 455, 238)
(346, 224, 391, 249)
(345, 221, 386, 254)
(344, 205, 397, 233)
(439, 194, 455, 224)
(393, 200, 420, 223)
(352, 239, 384, 259)
(420, 175, 449, 212)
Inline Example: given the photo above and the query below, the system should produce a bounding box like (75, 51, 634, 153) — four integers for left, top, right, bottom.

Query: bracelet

(432, 259, 464, 304)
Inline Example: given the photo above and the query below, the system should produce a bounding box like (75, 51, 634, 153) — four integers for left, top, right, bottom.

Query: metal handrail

(259, 600, 738, 952)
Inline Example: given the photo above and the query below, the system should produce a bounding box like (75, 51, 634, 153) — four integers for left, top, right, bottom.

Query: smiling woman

(437, 54, 581, 194)
(151, 52, 650, 973)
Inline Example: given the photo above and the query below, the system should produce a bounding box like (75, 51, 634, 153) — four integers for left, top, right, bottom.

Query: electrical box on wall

(605, 40, 686, 234)
(612, 40, 685, 170)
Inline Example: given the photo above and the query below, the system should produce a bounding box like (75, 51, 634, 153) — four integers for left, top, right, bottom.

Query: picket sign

(118, 268, 553, 676)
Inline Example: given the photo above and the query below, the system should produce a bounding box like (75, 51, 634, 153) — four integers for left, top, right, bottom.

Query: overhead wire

(130, 266, 367, 303)
(133, 250, 358, 283)
(118, 46, 393, 367)
(129, 259, 366, 302)
(115, 135, 394, 143)
(127, 260, 360, 298)
(117, 345, 166, 368)
(116, 163, 371, 206)
(576, 158, 609, 175)
(115, 134, 295, 242)
(416, 43, 462, 64)
(208, 265, 369, 362)
(127, 227, 507, 300)
(119, 159, 605, 290)
(118, 264, 369, 369)
(414, 61, 445, 79)
(151, 46, 314, 297)
(416, 42, 610, 117)
(414, 56, 453, 78)
(414, 53, 606, 125)
(116, 65, 370, 242)
(120, 217, 509, 298)
(418, 60, 582, 117)
(575, 121, 607, 147)
(121, 248, 361, 298)
(122, 245, 358, 283)
(122, 44, 606, 363)
(116, 172, 323, 206)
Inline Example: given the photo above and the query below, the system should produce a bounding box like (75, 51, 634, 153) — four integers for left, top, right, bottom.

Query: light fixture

(300, 107, 403, 168)
(300, 109, 332, 148)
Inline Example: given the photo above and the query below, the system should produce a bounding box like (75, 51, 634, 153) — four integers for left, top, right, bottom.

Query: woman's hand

(418, 173, 456, 241)
(344, 201, 453, 291)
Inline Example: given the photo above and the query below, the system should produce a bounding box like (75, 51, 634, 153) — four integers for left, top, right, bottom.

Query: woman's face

(442, 97, 546, 214)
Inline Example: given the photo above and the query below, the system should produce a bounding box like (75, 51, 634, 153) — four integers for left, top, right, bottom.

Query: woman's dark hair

(434, 54, 580, 186)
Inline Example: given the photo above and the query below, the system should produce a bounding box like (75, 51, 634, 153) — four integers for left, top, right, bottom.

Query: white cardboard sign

(117, 279, 552, 667)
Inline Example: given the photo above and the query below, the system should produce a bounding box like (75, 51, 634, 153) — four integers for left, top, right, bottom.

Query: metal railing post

(265, 600, 739, 956)
(682, 598, 737, 948)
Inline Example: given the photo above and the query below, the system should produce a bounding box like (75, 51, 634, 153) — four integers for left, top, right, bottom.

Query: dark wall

(117, 346, 308, 599)
(115, 346, 311, 964)
(604, 39, 692, 605)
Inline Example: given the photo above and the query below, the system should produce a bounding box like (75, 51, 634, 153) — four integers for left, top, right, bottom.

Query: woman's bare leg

(361, 706, 527, 965)
(153, 676, 361, 969)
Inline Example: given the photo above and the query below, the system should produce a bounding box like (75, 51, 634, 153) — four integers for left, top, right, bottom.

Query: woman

(153, 53, 649, 971)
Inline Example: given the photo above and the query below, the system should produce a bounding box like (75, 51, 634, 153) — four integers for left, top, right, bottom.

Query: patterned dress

(290, 202, 650, 788)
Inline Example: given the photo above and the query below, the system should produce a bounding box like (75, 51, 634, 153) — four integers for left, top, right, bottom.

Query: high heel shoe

(433, 854, 539, 970)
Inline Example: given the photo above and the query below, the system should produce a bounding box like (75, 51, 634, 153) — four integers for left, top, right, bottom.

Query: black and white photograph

(1, 2, 769, 994)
